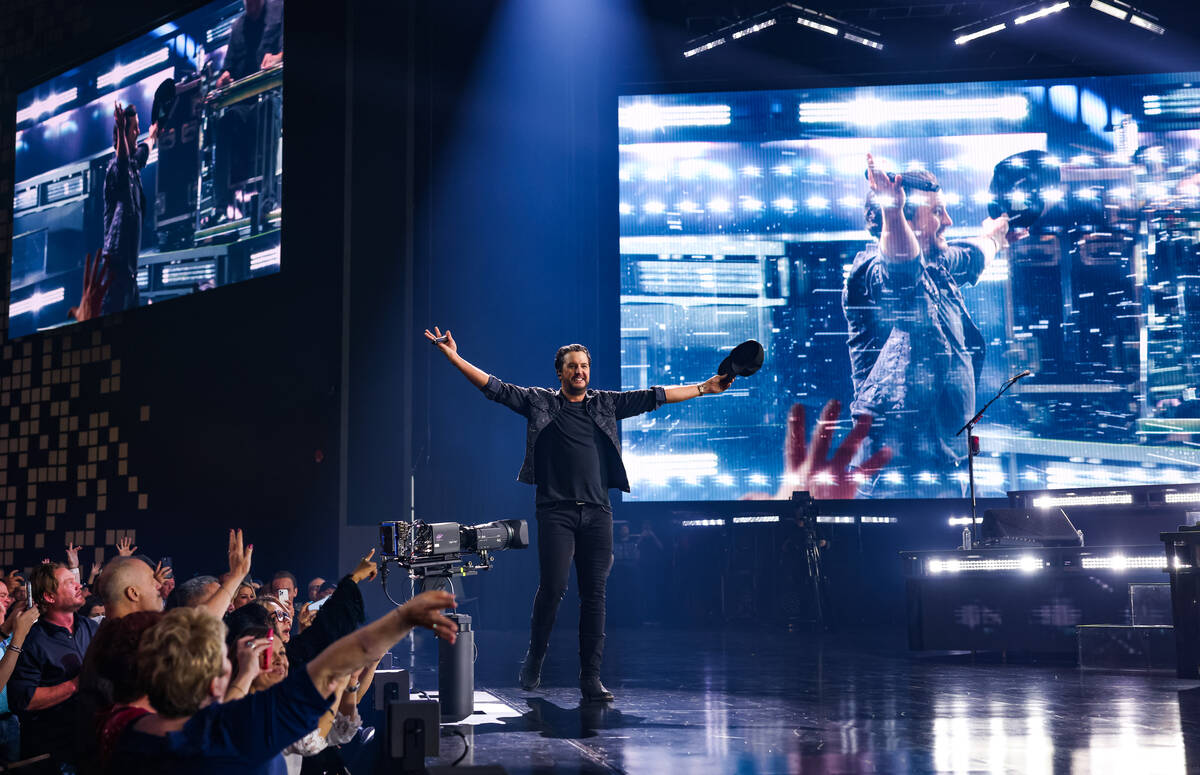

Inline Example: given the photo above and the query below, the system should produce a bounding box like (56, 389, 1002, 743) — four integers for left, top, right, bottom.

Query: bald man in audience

(96, 557, 164, 620)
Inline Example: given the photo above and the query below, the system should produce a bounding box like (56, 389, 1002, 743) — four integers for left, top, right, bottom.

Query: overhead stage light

(682, 3, 884, 58)
(1089, 0, 1128, 20)
(955, 23, 1006, 45)
(797, 16, 838, 36)
(1014, 1, 1070, 25)
(683, 38, 726, 58)
(1129, 14, 1165, 34)
(844, 32, 883, 50)
(731, 18, 777, 40)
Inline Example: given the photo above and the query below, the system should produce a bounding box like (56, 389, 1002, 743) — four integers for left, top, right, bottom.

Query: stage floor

(364, 625, 1200, 774)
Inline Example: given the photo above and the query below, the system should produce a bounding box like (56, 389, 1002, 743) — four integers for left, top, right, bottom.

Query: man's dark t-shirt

(534, 400, 610, 507)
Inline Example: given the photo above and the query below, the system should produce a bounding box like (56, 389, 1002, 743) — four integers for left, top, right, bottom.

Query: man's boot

(519, 649, 544, 690)
(580, 674, 614, 703)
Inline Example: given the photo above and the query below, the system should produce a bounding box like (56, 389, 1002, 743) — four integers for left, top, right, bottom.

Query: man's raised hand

(866, 153, 905, 210)
(69, 251, 112, 322)
(116, 535, 137, 557)
(423, 326, 457, 356)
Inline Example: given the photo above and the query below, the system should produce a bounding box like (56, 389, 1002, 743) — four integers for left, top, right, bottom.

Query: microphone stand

(956, 371, 1030, 547)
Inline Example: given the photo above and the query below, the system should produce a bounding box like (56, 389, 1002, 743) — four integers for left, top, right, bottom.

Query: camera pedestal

(437, 612, 474, 722)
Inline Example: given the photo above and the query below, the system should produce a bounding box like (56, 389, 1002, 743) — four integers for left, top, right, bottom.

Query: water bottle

(961, 525, 972, 550)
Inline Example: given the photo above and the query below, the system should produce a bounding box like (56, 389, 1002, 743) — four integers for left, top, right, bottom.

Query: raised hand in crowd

(350, 549, 377, 584)
(65, 543, 80, 572)
(198, 529, 254, 620)
(4, 570, 23, 595)
(0, 606, 39, 698)
(116, 536, 137, 557)
(295, 602, 317, 634)
(222, 634, 270, 702)
(87, 563, 103, 588)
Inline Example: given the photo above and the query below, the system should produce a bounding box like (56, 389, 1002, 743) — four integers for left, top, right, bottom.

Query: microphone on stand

(1006, 369, 1033, 383)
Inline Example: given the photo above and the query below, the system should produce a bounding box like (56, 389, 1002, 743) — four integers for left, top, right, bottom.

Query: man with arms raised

(426, 327, 732, 702)
(843, 154, 1015, 490)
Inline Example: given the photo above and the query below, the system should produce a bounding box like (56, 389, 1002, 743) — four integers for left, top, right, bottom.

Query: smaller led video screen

(9, 0, 285, 339)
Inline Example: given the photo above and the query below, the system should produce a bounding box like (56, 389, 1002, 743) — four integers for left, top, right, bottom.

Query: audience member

(256, 595, 293, 642)
(0, 593, 39, 763)
(271, 571, 299, 609)
(96, 556, 163, 620)
(176, 576, 220, 609)
(158, 575, 175, 603)
(306, 577, 326, 602)
(10, 561, 100, 766)
(75, 610, 164, 775)
(232, 582, 256, 610)
(81, 596, 105, 622)
(108, 590, 457, 772)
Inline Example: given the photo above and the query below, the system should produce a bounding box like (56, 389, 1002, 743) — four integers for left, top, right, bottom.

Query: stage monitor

(619, 73, 1200, 501)
(8, 0, 285, 339)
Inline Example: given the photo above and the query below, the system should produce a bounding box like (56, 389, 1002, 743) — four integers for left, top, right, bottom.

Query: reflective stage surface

(367, 626, 1200, 774)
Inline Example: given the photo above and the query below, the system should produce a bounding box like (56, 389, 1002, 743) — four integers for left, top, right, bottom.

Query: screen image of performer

(843, 153, 1016, 491)
(100, 102, 149, 316)
(425, 327, 733, 702)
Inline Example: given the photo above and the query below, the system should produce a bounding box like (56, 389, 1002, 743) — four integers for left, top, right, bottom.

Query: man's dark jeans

(528, 502, 613, 678)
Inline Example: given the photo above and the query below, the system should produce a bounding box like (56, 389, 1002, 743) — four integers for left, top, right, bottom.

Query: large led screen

(619, 73, 1200, 500)
(9, 0, 285, 338)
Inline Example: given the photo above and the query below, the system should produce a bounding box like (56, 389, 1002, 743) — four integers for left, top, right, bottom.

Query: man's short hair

(176, 575, 219, 608)
(271, 571, 298, 588)
(97, 556, 148, 609)
(863, 168, 942, 239)
(29, 562, 63, 610)
(554, 344, 591, 374)
(137, 607, 226, 717)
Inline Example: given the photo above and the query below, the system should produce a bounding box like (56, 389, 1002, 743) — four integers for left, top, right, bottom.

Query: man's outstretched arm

(425, 327, 488, 389)
(425, 326, 533, 416)
(663, 374, 733, 404)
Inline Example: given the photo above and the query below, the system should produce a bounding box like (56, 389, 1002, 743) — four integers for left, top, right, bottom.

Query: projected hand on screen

(260, 52, 283, 69)
(747, 399, 892, 501)
(866, 152, 904, 208)
(68, 251, 112, 323)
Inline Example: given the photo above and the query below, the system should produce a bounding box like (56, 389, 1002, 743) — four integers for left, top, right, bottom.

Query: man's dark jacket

(481, 375, 666, 492)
